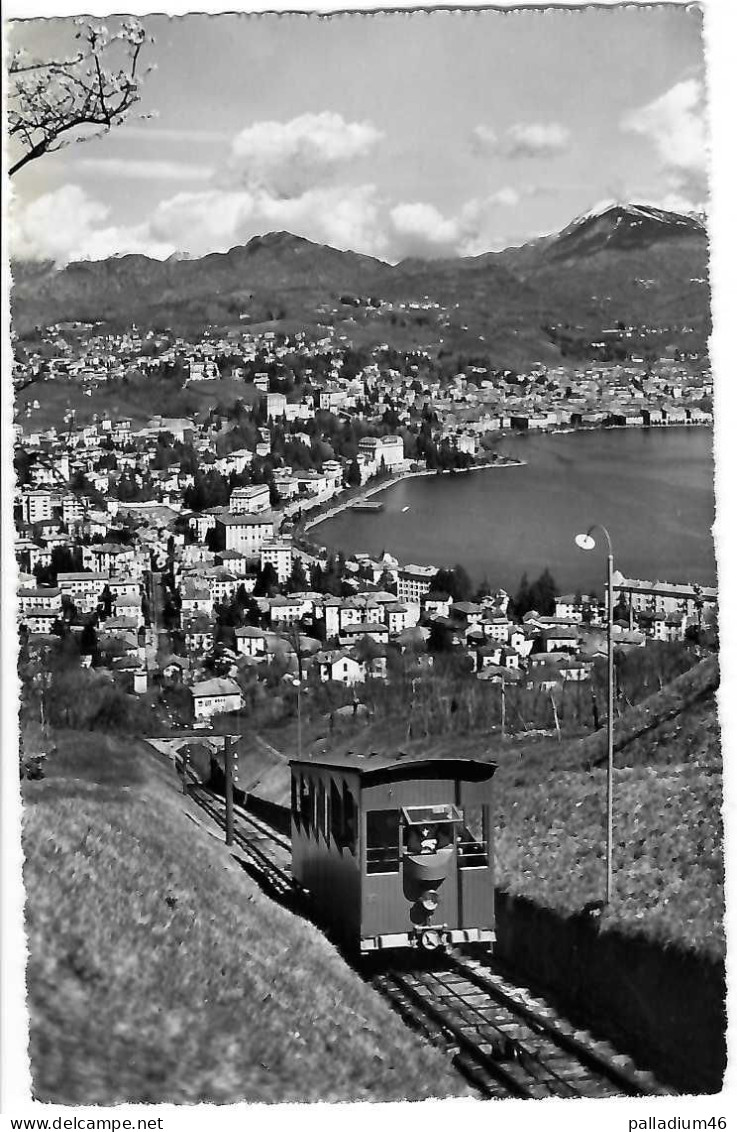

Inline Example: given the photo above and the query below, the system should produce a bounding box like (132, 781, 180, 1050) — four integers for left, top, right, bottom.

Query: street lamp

(289, 627, 306, 759)
(575, 524, 615, 905)
(289, 675, 304, 759)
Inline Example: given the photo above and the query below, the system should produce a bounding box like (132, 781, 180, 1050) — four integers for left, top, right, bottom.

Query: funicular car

(290, 752, 496, 953)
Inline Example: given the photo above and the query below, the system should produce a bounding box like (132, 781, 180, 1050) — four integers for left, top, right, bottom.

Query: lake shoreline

(306, 421, 712, 538)
(304, 457, 525, 533)
(306, 425, 716, 592)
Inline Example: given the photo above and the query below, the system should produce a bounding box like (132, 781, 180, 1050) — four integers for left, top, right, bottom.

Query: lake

(312, 428, 717, 594)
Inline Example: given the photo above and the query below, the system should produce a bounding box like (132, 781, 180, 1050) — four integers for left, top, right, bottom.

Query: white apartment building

(385, 602, 418, 635)
(58, 571, 109, 600)
(218, 513, 275, 557)
(17, 586, 62, 615)
(230, 484, 271, 515)
(190, 678, 243, 720)
(397, 564, 439, 604)
(215, 448, 253, 477)
(62, 495, 85, 525)
(260, 540, 293, 583)
(234, 626, 267, 658)
(611, 571, 717, 619)
(357, 434, 405, 471)
(23, 490, 53, 524)
(266, 392, 287, 419)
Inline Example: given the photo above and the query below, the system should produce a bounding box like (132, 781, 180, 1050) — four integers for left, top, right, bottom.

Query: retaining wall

(494, 889, 727, 1094)
(246, 793, 292, 838)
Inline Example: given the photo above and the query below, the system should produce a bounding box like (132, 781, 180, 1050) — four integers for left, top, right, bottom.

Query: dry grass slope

(254, 657, 723, 959)
(23, 733, 467, 1104)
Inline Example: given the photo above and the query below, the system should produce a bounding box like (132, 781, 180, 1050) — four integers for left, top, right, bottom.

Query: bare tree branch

(8, 19, 152, 177)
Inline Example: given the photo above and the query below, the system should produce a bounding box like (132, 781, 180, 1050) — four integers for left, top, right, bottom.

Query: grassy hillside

(494, 687, 723, 957)
(22, 731, 466, 1104)
(252, 657, 723, 958)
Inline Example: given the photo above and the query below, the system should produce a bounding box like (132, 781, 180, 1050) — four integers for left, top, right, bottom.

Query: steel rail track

(185, 776, 291, 856)
(188, 783, 294, 898)
(373, 963, 670, 1099)
(447, 951, 671, 1097)
(185, 781, 669, 1100)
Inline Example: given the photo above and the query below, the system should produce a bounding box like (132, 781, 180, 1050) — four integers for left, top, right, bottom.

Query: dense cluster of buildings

(14, 323, 715, 727)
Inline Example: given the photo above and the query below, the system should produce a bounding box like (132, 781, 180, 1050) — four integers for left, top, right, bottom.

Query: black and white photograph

(2, 0, 734, 1121)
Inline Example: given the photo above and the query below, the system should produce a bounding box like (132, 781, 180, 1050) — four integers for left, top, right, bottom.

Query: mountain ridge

(11, 203, 710, 369)
(13, 203, 707, 276)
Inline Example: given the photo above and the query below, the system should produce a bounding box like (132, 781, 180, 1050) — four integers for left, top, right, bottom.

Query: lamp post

(293, 676, 303, 760)
(289, 627, 305, 759)
(575, 524, 615, 905)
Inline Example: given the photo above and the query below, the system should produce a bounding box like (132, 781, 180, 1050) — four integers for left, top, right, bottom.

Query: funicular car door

(362, 798, 463, 940)
(456, 783, 494, 930)
(400, 804, 461, 935)
(363, 806, 406, 937)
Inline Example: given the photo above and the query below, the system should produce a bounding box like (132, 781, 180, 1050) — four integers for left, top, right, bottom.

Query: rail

(184, 778, 670, 1100)
(187, 781, 294, 900)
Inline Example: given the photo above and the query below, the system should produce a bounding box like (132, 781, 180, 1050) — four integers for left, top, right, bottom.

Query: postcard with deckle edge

(2, 0, 730, 1121)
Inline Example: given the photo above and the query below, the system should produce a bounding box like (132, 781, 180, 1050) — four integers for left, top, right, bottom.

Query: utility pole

(549, 689, 561, 742)
(291, 625, 304, 759)
(296, 678, 303, 760)
(500, 676, 506, 739)
(605, 547, 614, 905)
(182, 744, 190, 794)
(225, 735, 236, 846)
(576, 524, 616, 906)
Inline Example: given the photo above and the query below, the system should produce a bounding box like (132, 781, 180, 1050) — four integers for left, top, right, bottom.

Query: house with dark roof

(190, 677, 243, 721)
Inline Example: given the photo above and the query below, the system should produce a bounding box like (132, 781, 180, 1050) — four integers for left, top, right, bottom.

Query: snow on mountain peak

(572, 201, 703, 230)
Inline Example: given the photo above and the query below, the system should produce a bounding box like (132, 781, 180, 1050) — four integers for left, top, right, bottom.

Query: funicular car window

(311, 778, 320, 841)
(401, 804, 462, 855)
(457, 804, 489, 868)
(317, 779, 327, 842)
(298, 774, 313, 834)
(330, 779, 343, 847)
(291, 774, 300, 831)
(366, 809, 400, 874)
(342, 784, 357, 856)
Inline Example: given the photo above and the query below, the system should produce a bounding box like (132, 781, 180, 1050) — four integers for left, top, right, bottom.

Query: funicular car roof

(289, 752, 496, 783)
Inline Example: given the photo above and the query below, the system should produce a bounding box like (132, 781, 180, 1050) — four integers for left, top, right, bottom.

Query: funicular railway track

(187, 782, 294, 900)
(373, 958, 670, 1099)
(186, 780, 670, 1100)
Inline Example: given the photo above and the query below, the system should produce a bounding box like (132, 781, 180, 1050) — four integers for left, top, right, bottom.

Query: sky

(3, 3, 737, 1120)
(7, 7, 710, 264)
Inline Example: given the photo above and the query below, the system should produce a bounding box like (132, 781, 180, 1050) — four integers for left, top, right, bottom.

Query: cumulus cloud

(621, 78, 708, 207)
(11, 181, 387, 267)
(486, 186, 520, 208)
(225, 111, 383, 198)
(389, 202, 463, 258)
(11, 175, 532, 265)
(472, 125, 498, 151)
(11, 177, 536, 264)
(146, 189, 257, 252)
(9, 184, 176, 263)
(145, 183, 387, 260)
(473, 121, 571, 158)
(11, 111, 388, 264)
(388, 188, 522, 259)
(12, 105, 537, 264)
(506, 122, 571, 158)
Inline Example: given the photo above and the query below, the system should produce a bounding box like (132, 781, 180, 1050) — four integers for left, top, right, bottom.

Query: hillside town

(7, 3, 728, 1111)
(14, 322, 716, 731)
